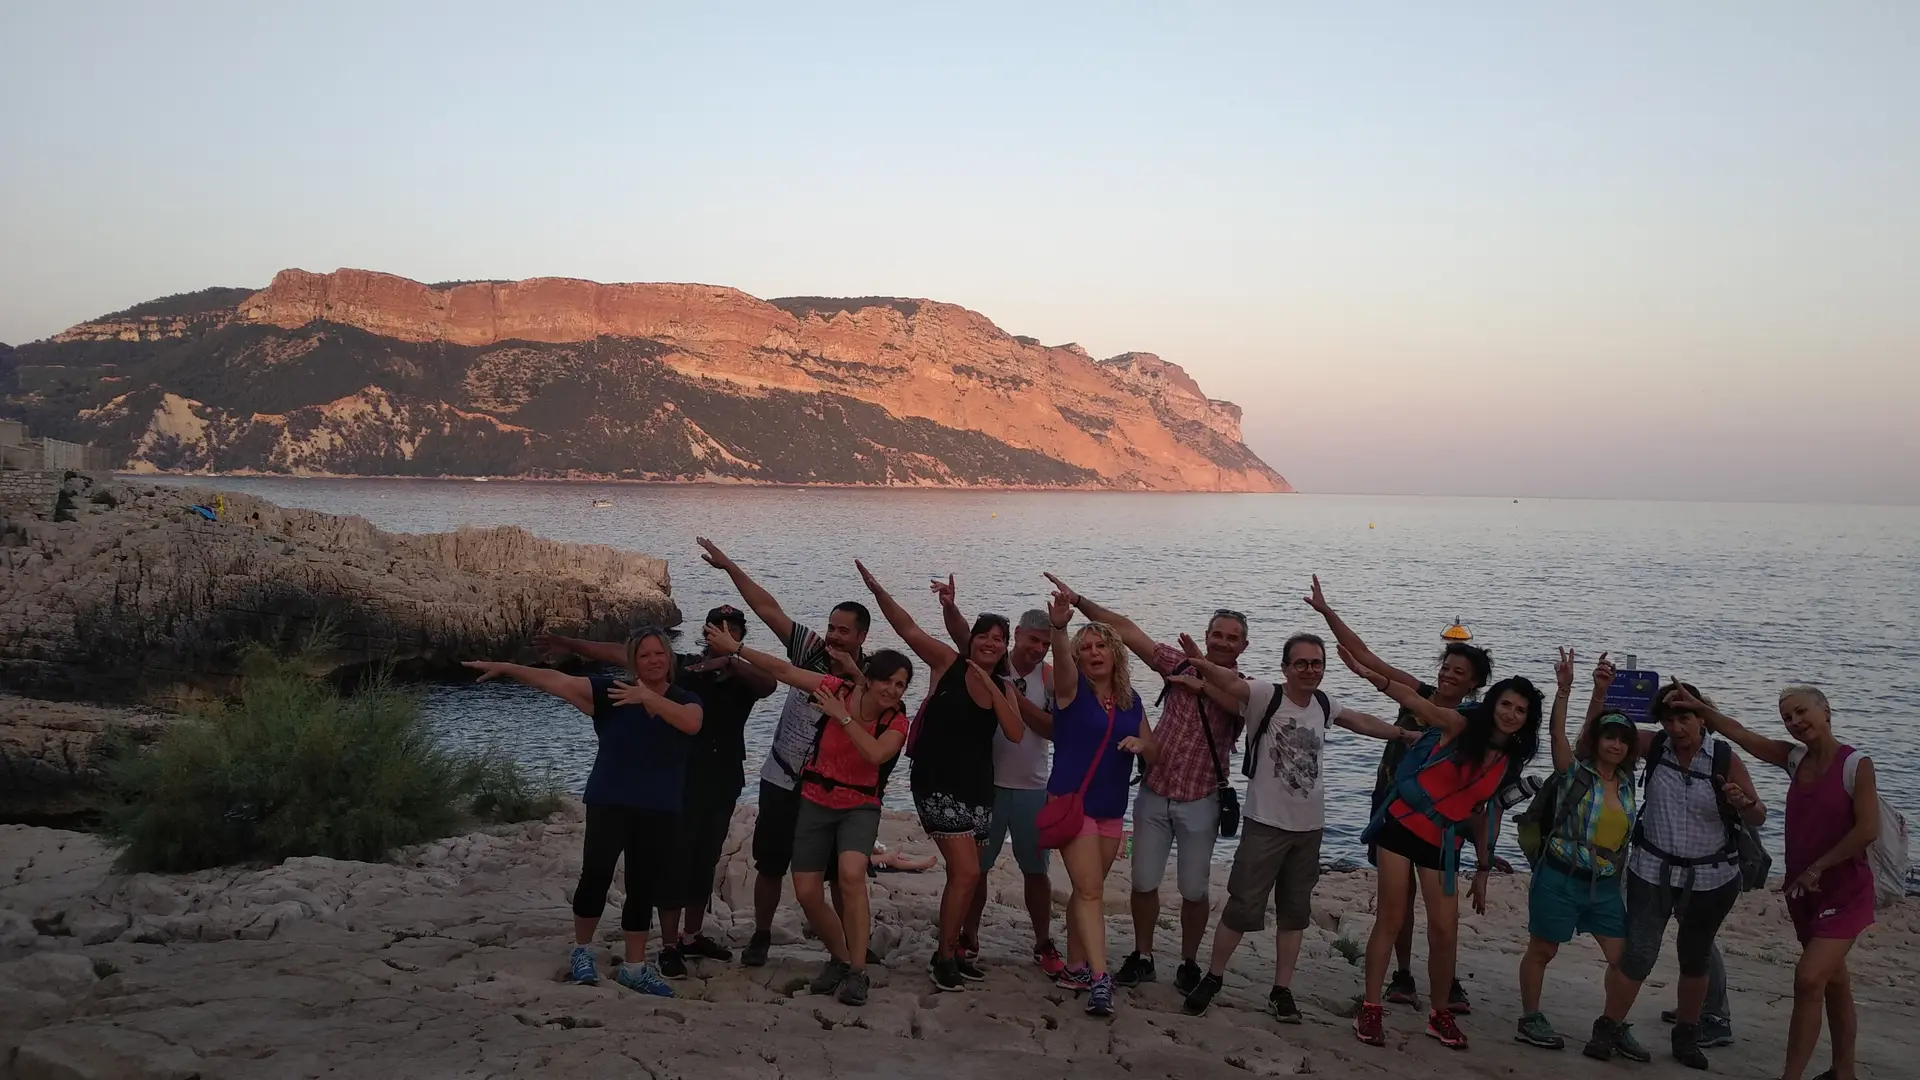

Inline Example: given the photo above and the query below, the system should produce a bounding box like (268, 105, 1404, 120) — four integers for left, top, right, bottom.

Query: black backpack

(1637, 734, 1770, 891)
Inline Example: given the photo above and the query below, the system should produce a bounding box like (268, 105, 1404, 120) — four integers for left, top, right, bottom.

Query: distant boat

(591, 498, 614, 508)
(472, 477, 490, 483)
(1442, 618, 1472, 642)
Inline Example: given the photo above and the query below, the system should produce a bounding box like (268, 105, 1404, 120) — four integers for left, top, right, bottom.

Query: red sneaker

(1034, 940, 1066, 979)
(1426, 1007, 1468, 1050)
(1355, 1001, 1387, 1046)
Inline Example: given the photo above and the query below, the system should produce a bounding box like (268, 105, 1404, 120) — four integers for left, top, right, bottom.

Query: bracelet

(1051, 621, 1069, 631)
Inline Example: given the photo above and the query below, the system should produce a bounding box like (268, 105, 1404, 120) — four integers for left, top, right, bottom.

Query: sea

(185, 478, 1920, 882)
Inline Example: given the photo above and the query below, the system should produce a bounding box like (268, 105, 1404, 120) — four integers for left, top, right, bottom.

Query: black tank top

(908, 661, 1001, 804)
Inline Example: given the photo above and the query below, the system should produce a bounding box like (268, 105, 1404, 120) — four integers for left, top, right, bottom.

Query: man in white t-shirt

(939, 590, 1064, 976)
(1170, 632, 1411, 1021)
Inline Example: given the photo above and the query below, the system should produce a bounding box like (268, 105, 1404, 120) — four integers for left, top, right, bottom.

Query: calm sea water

(190, 478, 1920, 880)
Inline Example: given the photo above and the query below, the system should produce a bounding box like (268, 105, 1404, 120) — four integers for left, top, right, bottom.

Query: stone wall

(0, 471, 70, 522)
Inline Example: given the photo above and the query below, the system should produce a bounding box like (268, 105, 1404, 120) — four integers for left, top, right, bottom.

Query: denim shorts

(1528, 863, 1627, 943)
(981, 786, 1050, 876)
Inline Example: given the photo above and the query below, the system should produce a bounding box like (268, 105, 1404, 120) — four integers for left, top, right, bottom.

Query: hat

(705, 604, 748, 633)
(1596, 710, 1636, 731)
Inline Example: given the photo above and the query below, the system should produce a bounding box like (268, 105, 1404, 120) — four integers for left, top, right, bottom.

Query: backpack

(1516, 766, 1630, 872)
(1792, 746, 1911, 910)
(1242, 688, 1330, 778)
(1638, 734, 1771, 891)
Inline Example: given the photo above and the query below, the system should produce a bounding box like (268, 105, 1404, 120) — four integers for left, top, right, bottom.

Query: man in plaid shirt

(1048, 575, 1250, 994)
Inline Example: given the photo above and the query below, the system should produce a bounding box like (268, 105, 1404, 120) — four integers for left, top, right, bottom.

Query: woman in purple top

(1670, 684, 1880, 1080)
(1042, 576, 1156, 1018)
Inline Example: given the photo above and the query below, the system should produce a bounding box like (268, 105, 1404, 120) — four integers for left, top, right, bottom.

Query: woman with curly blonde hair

(1039, 576, 1157, 1017)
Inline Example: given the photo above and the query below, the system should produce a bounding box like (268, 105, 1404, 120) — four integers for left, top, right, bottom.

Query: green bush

(102, 648, 555, 872)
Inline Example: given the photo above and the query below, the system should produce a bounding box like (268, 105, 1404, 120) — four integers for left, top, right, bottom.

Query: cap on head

(705, 604, 748, 636)
(1597, 710, 1636, 732)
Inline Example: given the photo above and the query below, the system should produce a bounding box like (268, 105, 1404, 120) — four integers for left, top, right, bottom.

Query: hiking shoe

(1034, 940, 1066, 979)
(1386, 968, 1418, 1005)
(1086, 972, 1115, 1017)
(1516, 1011, 1565, 1049)
(1672, 1022, 1710, 1070)
(1269, 985, 1303, 1024)
(742, 930, 771, 968)
(929, 956, 966, 992)
(836, 968, 870, 1006)
(568, 945, 599, 986)
(683, 934, 732, 962)
(1427, 1007, 1468, 1049)
(1585, 1017, 1651, 1063)
(1115, 951, 1155, 987)
(1448, 978, 1471, 1014)
(1662, 1011, 1733, 1047)
(955, 956, 986, 982)
(614, 962, 674, 997)
(1355, 1001, 1387, 1046)
(1055, 963, 1092, 993)
(958, 932, 980, 962)
(1174, 958, 1203, 994)
(657, 945, 688, 980)
(1183, 973, 1223, 1016)
(809, 959, 851, 996)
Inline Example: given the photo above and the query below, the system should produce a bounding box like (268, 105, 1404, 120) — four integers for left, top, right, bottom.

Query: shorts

(982, 786, 1051, 876)
(1528, 862, 1627, 943)
(1079, 815, 1125, 840)
(667, 796, 738, 909)
(913, 788, 991, 841)
(1787, 885, 1875, 943)
(1129, 787, 1218, 901)
(791, 799, 882, 875)
(1221, 820, 1322, 933)
(1620, 873, 1740, 982)
(752, 780, 803, 876)
(1369, 815, 1447, 872)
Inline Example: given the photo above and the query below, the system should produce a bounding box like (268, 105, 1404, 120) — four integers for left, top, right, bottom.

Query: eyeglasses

(1288, 659, 1325, 671)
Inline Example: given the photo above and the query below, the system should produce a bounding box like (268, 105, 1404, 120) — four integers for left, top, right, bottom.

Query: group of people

(463, 551, 1885, 1080)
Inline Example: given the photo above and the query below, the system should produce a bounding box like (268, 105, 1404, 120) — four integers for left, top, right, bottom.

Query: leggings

(574, 804, 680, 932)
(1619, 872, 1740, 982)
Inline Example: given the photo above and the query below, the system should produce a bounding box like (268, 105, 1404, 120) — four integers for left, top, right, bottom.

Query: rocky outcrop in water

(0, 474, 677, 703)
(4, 269, 1290, 491)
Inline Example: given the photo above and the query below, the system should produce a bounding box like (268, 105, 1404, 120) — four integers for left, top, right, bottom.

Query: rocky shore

(1, 805, 1911, 1079)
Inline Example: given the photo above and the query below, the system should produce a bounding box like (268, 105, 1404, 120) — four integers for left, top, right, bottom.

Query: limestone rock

(13, 1024, 203, 1080)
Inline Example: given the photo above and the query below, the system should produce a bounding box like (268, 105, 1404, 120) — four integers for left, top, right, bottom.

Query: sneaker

(682, 934, 733, 962)
(1662, 1011, 1733, 1048)
(836, 968, 870, 1006)
(614, 962, 675, 997)
(1115, 951, 1155, 987)
(1426, 1007, 1467, 1049)
(958, 932, 980, 963)
(1174, 958, 1203, 994)
(955, 956, 986, 982)
(1269, 985, 1303, 1024)
(657, 945, 688, 980)
(809, 958, 851, 995)
(1672, 1022, 1710, 1070)
(742, 930, 771, 968)
(1355, 1001, 1387, 1046)
(929, 956, 966, 993)
(1086, 972, 1115, 1017)
(1034, 940, 1066, 979)
(1516, 1011, 1565, 1049)
(1585, 1017, 1652, 1063)
(568, 945, 599, 986)
(1386, 968, 1418, 1005)
(1055, 963, 1092, 993)
(866, 947, 882, 966)
(1448, 978, 1471, 1014)
(1182, 973, 1223, 1017)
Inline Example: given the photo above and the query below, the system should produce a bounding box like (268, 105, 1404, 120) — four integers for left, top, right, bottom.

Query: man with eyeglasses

(1171, 632, 1412, 1021)
(1046, 576, 1250, 994)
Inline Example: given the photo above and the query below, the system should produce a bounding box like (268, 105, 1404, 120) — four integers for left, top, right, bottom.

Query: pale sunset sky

(2, 3, 1915, 501)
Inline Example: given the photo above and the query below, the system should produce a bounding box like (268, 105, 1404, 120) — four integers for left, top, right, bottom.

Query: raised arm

(531, 632, 629, 668)
(705, 624, 827, 694)
(1340, 644, 1467, 736)
(1672, 684, 1794, 769)
(1046, 572, 1159, 668)
(462, 661, 594, 716)
(932, 575, 972, 650)
(697, 537, 796, 644)
(1182, 641, 1253, 707)
(1046, 587, 1078, 707)
(857, 560, 958, 671)
(1549, 647, 1576, 772)
(1789, 758, 1880, 898)
(1305, 575, 1418, 689)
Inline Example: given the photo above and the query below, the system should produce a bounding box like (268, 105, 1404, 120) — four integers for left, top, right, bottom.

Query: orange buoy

(1442, 619, 1472, 642)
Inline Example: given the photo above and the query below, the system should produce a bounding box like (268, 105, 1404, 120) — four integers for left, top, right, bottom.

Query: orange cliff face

(224, 269, 1289, 492)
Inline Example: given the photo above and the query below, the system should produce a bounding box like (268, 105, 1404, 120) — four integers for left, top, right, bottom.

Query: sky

(3, 3, 1916, 502)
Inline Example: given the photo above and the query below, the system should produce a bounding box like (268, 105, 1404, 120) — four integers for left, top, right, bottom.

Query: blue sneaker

(569, 945, 599, 985)
(1086, 972, 1114, 1017)
(615, 961, 675, 997)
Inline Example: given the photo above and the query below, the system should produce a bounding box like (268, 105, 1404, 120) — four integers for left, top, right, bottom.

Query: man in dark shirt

(533, 604, 776, 977)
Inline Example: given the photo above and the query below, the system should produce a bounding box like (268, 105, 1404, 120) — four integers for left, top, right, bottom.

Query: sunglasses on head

(1213, 608, 1246, 623)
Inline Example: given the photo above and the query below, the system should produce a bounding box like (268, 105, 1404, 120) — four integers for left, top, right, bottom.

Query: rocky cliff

(3, 269, 1289, 490)
(0, 473, 677, 703)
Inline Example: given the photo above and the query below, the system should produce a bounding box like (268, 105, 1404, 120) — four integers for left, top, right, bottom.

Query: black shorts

(752, 780, 803, 876)
(1371, 815, 1449, 872)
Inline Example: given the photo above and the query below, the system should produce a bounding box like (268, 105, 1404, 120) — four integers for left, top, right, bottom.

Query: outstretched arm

(932, 575, 972, 650)
(1549, 647, 1576, 773)
(1046, 572, 1159, 667)
(1182, 641, 1254, 707)
(462, 661, 594, 716)
(532, 632, 629, 668)
(1305, 575, 1418, 689)
(705, 625, 827, 694)
(1340, 644, 1467, 736)
(1046, 588, 1078, 708)
(697, 537, 796, 644)
(809, 688, 910, 766)
(1674, 684, 1794, 769)
(1334, 708, 1416, 743)
(857, 560, 959, 672)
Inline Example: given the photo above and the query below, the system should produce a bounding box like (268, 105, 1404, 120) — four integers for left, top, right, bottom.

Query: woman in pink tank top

(1668, 684, 1881, 1080)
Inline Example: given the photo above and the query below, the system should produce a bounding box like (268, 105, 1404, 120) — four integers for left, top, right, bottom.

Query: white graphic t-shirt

(1241, 680, 1342, 832)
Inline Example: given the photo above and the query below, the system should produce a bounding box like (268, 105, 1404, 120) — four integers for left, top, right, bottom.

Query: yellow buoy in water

(1442, 618, 1472, 642)
(1368, 522, 1374, 529)
(991, 512, 997, 518)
